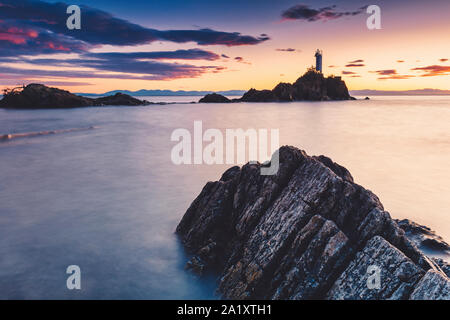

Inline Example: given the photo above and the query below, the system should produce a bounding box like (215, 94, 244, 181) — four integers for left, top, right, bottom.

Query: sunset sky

(0, 0, 449, 93)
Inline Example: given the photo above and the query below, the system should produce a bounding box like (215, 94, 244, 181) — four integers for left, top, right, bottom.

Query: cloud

(371, 69, 415, 80)
(397, 60, 405, 63)
(373, 69, 397, 75)
(31, 80, 92, 86)
(276, 48, 299, 52)
(152, 29, 269, 47)
(411, 65, 450, 77)
(234, 56, 251, 64)
(221, 54, 230, 58)
(378, 75, 414, 80)
(0, 52, 226, 81)
(345, 63, 365, 67)
(0, 0, 249, 82)
(281, 4, 367, 22)
(439, 58, 448, 62)
(345, 59, 365, 67)
(83, 49, 221, 61)
(0, 78, 91, 87)
(0, 0, 269, 51)
(0, 20, 88, 56)
(328, 65, 337, 68)
(342, 71, 356, 75)
(0, 47, 227, 81)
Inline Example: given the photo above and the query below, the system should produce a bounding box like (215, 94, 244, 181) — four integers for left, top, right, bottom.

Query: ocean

(0, 95, 449, 299)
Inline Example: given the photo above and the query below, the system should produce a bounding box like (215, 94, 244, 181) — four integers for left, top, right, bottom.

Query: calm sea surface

(0, 95, 449, 299)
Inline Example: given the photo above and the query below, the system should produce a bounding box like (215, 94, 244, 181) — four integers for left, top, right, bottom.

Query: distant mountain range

(350, 88, 450, 96)
(76, 88, 450, 97)
(77, 89, 246, 97)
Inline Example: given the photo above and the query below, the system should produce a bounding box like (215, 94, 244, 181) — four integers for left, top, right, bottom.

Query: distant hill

(77, 89, 246, 97)
(0, 84, 150, 109)
(350, 88, 450, 96)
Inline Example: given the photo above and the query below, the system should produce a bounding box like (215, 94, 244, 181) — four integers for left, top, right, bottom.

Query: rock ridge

(176, 146, 449, 300)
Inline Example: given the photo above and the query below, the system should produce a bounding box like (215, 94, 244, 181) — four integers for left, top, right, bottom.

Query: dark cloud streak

(281, 4, 367, 22)
(0, 0, 269, 49)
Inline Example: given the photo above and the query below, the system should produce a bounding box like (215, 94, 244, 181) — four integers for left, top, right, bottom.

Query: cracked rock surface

(176, 146, 449, 300)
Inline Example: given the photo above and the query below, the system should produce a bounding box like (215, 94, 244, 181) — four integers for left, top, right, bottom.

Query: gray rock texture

(410, 270, 450, 300)
(176, 146, 449, 300)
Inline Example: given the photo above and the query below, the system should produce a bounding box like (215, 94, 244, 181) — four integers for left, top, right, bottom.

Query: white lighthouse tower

(315, 49, 323, 73)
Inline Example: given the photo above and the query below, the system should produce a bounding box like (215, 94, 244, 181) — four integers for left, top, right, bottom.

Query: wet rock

(176, 146, 450, 299)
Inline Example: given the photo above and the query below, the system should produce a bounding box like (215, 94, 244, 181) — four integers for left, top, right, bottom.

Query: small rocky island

(0, 84, 150, 109)
(198, 69, 355, 103)
(176, 146, 450, 299)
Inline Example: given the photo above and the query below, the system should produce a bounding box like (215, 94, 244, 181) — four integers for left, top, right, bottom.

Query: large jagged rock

(0, 84, 149, 109)
(197, 70, 354, 104)
(176, 146, 449, 300)
(238, 70, 353, 102)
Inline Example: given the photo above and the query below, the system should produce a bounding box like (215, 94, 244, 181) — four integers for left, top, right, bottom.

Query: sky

(0, 0, 449, 93)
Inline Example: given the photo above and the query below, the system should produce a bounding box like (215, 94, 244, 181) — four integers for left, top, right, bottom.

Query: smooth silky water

(0, 95, 449, 298)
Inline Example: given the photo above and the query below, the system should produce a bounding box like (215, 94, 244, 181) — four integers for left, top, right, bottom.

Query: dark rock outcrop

(94, 92, 147, 106)
(238, 70, 352, 102)
(199, 93, 231, 103)
(240, 89, 276, 102)
(197, 70, 354, 104)
(0, 84, 149, 109)
(176, 146, 449, 300)
(396, 219, 450, 255)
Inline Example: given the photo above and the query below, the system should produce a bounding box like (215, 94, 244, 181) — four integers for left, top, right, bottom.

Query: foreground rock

(176, 146, 449, 299)
(0, 84, 149, 109)
(198, 69, 354, 103)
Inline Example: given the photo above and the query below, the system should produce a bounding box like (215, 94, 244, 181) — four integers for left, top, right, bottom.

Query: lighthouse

(315, 49, 323, 73)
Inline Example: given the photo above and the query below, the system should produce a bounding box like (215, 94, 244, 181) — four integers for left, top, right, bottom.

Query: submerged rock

(176, 146, 449, 299)
(0, 84, 149, 109)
